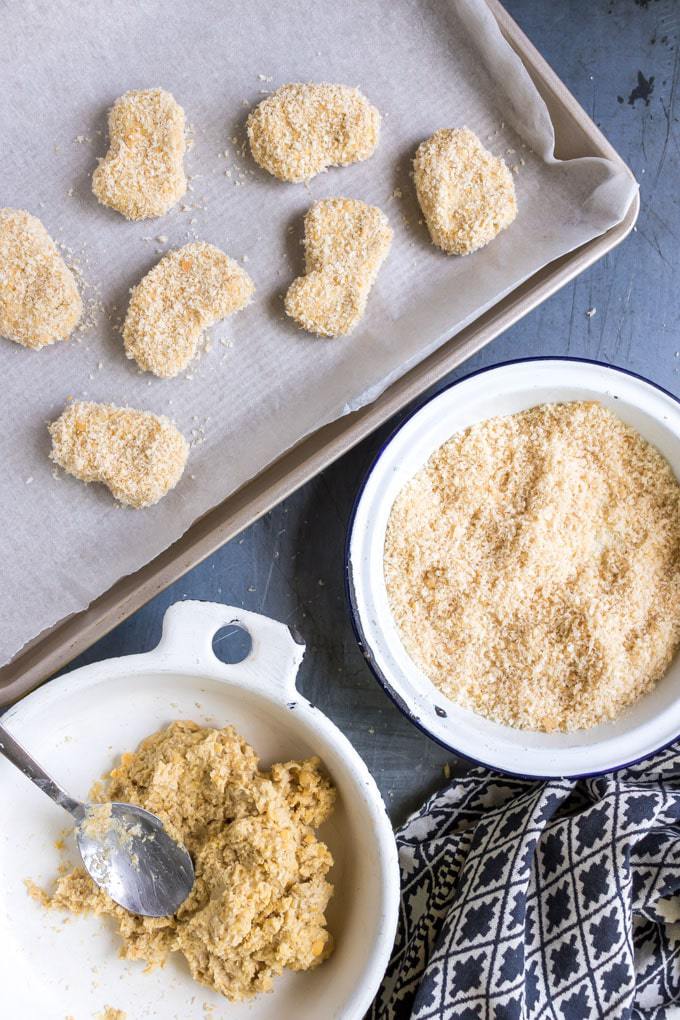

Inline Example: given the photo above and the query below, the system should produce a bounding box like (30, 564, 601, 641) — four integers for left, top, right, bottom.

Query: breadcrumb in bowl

(0, 208, 82, 348)
(49, 401, 188, 508)
(384, 401, 680, 733)
(348, 359, 680, 777)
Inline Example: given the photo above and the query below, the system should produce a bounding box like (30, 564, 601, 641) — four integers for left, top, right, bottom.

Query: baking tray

(0, 0, 639, 706)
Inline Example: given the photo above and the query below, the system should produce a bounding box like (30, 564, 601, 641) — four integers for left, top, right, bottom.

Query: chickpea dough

(49, 401, 188, 507)
(92, 88, 187, 220)
(31, 721, 336, 1002)
(0, 208, 82, 348)
(247, 82, 380, 183)
(414, 128, 517, 255)
(123, 242, 254, 378)
(285, 197, 392, 337)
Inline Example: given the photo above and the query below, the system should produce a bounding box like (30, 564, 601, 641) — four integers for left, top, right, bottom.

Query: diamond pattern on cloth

(369, 744, 680, 1019)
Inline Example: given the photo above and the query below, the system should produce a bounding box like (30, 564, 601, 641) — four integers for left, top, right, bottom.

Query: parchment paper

(0, 0, 637, 666)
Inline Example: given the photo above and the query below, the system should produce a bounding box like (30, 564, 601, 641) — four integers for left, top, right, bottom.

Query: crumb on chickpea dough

(247, 82, 380, 183)
(413, 127, 517, 255)
(123, 242, 254, 378)
(0, 208, 82, 348)
(92, 88, 186, 221)
(285, 197, 392, 337)
(49, 401, 188, 508)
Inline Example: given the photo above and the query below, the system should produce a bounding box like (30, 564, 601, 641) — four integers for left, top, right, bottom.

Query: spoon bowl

(76, 802, 195, 916)
(0, 721, 195, 917)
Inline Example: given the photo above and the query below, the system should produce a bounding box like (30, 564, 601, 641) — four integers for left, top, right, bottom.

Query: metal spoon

(0, 721, 194, 917)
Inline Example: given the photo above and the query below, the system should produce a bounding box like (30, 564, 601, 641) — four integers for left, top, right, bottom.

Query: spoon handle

(0, 722, 83, 818)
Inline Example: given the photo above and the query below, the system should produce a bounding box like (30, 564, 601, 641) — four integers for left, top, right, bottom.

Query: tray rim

(0, 0, 640, 706)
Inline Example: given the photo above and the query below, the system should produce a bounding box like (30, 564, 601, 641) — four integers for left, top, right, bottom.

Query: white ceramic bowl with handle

(0, 600, 399, 1020)
(347, 357, 680, 779)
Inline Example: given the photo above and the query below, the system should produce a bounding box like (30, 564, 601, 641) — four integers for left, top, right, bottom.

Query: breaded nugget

(284, 197, 392, 338)
(0, 208, 82, 348)
(92, 88, 187, 220)
(414, 128, 517, 255)
(49, 401, 188, 507)
(247, 83, 380, 183)
(123, 242, 254, 378)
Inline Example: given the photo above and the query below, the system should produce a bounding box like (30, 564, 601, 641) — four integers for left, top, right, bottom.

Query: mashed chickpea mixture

(32, 721, 336, 1002)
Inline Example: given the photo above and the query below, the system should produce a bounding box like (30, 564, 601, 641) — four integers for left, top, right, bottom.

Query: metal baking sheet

(0, 0, 639, 704)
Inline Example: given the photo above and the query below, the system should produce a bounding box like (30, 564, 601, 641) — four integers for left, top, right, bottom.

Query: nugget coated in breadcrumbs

(0, 208, 82, 348)
(92, 88, 186, 220)
(49, 401, 188, 508)
(247, 83, 380, 183)
(414, 128, 517, 255)
(284, 197, 392, 338)
(123, 242, 254, 378)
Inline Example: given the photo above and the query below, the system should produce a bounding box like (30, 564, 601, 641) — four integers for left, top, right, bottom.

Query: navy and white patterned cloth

(370, 744, 680, 1020)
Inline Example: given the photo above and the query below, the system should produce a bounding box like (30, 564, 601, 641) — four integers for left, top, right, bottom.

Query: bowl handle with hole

(155, 600, 304, 696)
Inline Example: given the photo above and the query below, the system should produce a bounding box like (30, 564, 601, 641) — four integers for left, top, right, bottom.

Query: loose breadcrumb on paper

(123, 242, 254, 378)
(49, 401, 188, 508)
(247, 83, 380, 183)
(0, 208, 82, 348)
(92, 88, 187, 221)
(285, 197, 392, 337)
(384, 401, 680, 732)
(413, 127, 517, 255)
(32, 721, 335, 1003)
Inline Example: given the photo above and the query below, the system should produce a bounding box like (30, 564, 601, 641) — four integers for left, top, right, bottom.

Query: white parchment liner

(0, 0, 637, 665)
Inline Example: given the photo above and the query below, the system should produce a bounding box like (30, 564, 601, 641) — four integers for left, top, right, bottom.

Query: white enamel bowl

(347, 357, 680, 779)
(0, 600, 399, 1019)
